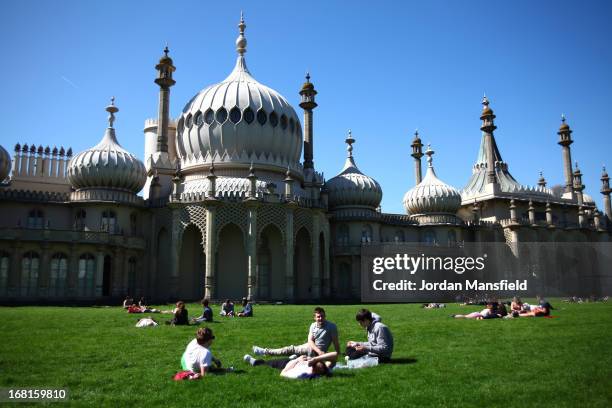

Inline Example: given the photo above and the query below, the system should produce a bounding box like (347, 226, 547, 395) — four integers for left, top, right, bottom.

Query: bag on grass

(173, 370, 199, 381)
(135, 317, 158, 327)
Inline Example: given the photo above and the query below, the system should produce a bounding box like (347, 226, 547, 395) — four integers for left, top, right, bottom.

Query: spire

(538, 171, 547, 187)
(155, 44, 176, 154)
(340, 130, 359, 172)
(236, 12, 247, 56)
(480, 96, 498, 184)
(300, 71, 318, 169)
(411, 129, 424, 185)
(557, 114, 574, 194)
(105, 96, 118, 128)
(425, 143, 434, 168)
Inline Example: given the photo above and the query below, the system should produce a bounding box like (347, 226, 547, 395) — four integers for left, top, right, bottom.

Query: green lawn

(1, 301, 611, 407)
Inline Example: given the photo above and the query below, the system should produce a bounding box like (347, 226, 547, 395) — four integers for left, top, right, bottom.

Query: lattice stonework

(178, 205, 208, 246)
(294, 208, 313, 244)
(214, 203, 249, 251)
(155, 207, 173, 237)
(256, 204, 287, 242)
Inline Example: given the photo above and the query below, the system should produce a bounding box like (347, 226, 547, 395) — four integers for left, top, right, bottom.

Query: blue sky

(2, 0, 611, 213)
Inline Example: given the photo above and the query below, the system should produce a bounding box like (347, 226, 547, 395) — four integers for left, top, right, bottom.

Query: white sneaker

(288, 354, 298, 360)
(243, 354, 256, 365)
(252, 345, 266, 356)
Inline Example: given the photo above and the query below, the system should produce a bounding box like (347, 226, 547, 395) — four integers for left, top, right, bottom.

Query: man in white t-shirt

(181, 327, 222, 378)
(252, 307, 340, 357)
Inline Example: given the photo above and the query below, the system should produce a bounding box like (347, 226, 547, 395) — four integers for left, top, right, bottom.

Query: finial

(105, 96, 119, 128)
(249, 161, 255, 177)
(345, 130, 355, 158)
(482, 94, 489, 106)
(575, 161, 579, 169)
(236, 12, 247, 56)
(603, 165, 607, 174)
(414, 129, 419, 137)
(164, 44, 169, 57)
(561, 113, 566, 123)
(305, 71, 310, 83)
(425, 143, 434, 167)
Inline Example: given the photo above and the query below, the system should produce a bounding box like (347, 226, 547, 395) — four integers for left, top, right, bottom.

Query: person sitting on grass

(346, 309, 394, 363)
(181, 327, 224, 379)
(452, 303, 495, 319)
(122, 295, 134, 309)
(252, 307, 340, 358)
(191, 298, 213, 324)
(511, 296, 523, 312)
(220, 299, 235, 317)
(237, 297, 253, 317)
(165, 301, 189, 325)
(243, 351, 337, 379)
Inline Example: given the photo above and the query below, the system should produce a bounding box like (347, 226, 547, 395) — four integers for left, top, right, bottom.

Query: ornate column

(284, 204, 296, 301)
(528, 200, 536, 226)
(95, 248, 105, 297)
(311, 213, 321, 299)
(557, 115, 574, 195)
(112, 247, 124, 297)
(245, 200, 259, 301)
(600, 167, 611, 223)
(8, 242, 22, 298)
(39, 243, 51, 298)
(204, 203, 217, 299)
(411, 130, 424, 185)
(67, 243, 78, 297)
(299, 73, 318, 170)
(545, 202, 554, 228)
(322, 222, 331, 298)
(480, 97, 498, 185)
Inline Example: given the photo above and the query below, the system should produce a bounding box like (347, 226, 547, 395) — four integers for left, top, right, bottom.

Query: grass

(1, 301, 611, 407)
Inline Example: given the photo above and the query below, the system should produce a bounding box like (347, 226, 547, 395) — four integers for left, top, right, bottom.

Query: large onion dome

(0, 144, 10, 182)
(326, 131, 382, 210)
(68, 99, 146, 194)
(177, 14, 302, 174)
(403, 145, 461, 215)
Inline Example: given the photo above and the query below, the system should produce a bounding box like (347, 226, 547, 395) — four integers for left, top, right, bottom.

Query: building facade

(1, 16, 611, 303)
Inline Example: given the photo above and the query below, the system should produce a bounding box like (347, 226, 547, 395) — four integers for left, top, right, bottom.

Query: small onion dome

(68, 99, 146, 193)
(582, 193, 595, 206)
(0, 144, 11, 181)
(403, 145, 461, 215)
(326, 131, 382, 210)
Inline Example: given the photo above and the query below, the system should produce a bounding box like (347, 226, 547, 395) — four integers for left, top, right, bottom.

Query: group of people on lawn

(452, 296, 554, 319)
(180, 307, 394, 380)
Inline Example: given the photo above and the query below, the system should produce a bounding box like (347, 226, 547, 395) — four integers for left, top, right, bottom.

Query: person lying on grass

(452, 302, 495, 319)
(252, 306, 340, 358)
(346, 309, 394, 363)
(181, 327, 226, 378)
(516, 302, 552, 317)
(243, 351, 337, 379)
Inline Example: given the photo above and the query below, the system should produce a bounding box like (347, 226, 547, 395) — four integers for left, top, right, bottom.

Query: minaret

(480, 96, 498, 185)
(573, 162, 584, 205)
(557, 114, 574, 195)
(601, 166, 611, 221)
(155, 46, 176, 153)
(537, 171, 547, 188)
(299, 72, 318, 170)
(411, 129, 424, 185)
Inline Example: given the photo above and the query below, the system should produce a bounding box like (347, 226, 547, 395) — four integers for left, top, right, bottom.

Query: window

(185, 113, 193, 128)
(361, 225, 373, 243)
(130, 213, 137, 236)
(194, 111, 203, 127)
(394, 230, 405, 242)
(216, 107, 228, 123)
(448, 230, 457, 245)
(21, 251, 39, 296)
(337, 224, 349, 245)
(0, 252, 9, 297)
(75, 209, 87, 230)
(27, 209, 44, 229)
(280, 114, 288, 130)
(78, 254, 96, 297)
(269, 112, 278, 128)
(128, 257, 137, 296)
(257, 109, 267, 126)
(49, 253, 68, 297)
(243, 107, 254, 124)
(101, 210, 117, 233)
(289, 118, 295, 134)
(204, 109, 214, 125)
(229, 107, 241, 124)
(423, 230, 437, 245)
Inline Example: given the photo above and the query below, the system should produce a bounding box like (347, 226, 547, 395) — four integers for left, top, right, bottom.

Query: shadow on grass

(212, 369, 247, 375)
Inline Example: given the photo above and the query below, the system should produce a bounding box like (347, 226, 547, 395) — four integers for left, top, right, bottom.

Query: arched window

(423, 230, 437, 246)
(448, 230, 457, 246)
(101, 210, 117, 233)
(21, 251, 39, 296)
(0, 252, 10, 297)
(337, 224, 349, 245)
(130, 213, 137, 236)
(361, 224, 373, 243)
(75, 209, 87, 230)
(27, 209, 44, 229)
(128, 257, 137, 296)
(394, 230, 405, 243)
(78, 254, 96, 297)
(49, 253, 68, 297)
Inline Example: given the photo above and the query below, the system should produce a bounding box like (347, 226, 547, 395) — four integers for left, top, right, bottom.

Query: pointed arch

(258, 224, 284, 300)
(294, 227, 312, 301)
(216, 223, 247, 299)
(178, 224, 206, 301)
